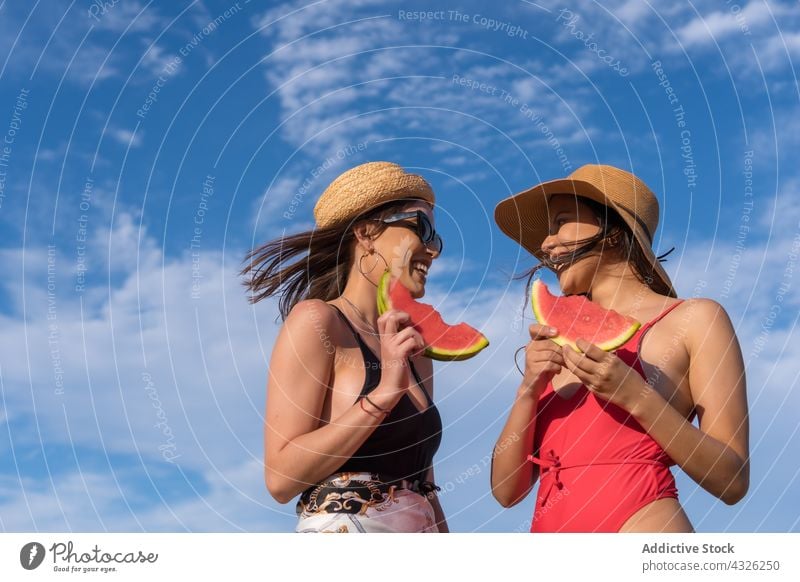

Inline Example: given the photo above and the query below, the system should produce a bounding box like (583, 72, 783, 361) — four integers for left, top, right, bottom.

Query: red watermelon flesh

(531, 280, 640, 352)
(377, 271, 489, 361)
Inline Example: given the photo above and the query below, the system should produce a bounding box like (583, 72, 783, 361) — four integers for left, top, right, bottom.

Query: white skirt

(295, 472, 439, 533)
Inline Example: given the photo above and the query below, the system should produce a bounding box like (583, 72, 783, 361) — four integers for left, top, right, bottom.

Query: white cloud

(760, 31, 800, 70)
(614, 0, 653, 26)
(250, 1, 597, 165)
(676, 1, 776, 47)
(662, 1, 799, 75)
(138, 41, 180, 77)
(105, 128, 143, 148)
(529, 0, 798, 80)
(2, 187, 799, 531)
(0, 2, 169, 88)
(90, 1, 163, 34)
(0, 459, 294, 531)
(256, 175, 301, 219)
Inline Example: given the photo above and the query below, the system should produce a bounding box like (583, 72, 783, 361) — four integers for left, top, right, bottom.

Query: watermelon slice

(376, 271, 489, 361)
(531, 280, 640, 352)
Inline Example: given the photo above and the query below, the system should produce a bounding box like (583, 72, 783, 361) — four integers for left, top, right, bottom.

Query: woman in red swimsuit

(490, 164, 750, 532)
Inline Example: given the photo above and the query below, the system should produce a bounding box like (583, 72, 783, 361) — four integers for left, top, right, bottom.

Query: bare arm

(264, 300, 423, 503)
(629, 299, 749, 504)
(490, 385, 541, 508)
(490, 324, 564, 507)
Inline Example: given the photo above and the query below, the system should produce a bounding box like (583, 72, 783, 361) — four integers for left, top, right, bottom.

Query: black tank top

(330, 304, 443, 485)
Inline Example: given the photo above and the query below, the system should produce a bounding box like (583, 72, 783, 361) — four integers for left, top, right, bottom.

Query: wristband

(364, 394, 390, 415)
(360, 397, 388, 418)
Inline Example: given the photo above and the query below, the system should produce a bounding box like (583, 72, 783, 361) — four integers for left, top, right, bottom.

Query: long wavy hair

(518, 197, 675, 297)
(240, 198, 416, 320)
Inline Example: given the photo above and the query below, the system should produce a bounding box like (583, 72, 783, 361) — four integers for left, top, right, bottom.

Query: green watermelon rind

(530, 280, 640, 353)
(377, 270, 489, 361)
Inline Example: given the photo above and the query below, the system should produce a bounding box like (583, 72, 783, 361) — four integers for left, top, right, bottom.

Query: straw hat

(313, 161, 435, 228)
(494, 164, 677, 298)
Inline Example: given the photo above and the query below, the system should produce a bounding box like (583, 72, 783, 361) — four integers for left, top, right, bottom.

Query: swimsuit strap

(328, 304, 372, 351)
(408, 360, 433, 406)
(638, 299, 686, 333)
(329, 304, 431, 405)
(633, 299, 686, 356)
(328, 303, 433, 406)
(328, 304, 382, 397)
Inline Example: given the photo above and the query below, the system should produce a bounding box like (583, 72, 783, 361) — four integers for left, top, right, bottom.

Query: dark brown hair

(518, 197, 675, 297)
(580, 198, 674, 295)
(240, 198, 415, 320)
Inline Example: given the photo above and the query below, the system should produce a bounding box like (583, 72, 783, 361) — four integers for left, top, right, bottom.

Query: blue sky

(0, 0, 798, 532)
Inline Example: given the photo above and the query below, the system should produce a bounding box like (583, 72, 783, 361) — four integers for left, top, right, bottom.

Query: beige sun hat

(494, 164, 677, 298)
(313, 161, 435, 228)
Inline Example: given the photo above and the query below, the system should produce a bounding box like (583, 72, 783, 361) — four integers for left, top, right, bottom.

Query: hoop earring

(514, 345, 526, 376)
(358, 250, 389, 281)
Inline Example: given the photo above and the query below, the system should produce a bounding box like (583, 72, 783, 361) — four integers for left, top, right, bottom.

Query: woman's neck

(587, 264, 664, 318)
(337, 266, 381, 332)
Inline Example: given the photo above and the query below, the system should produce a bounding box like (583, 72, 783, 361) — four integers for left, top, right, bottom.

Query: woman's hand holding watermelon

(562, 338, 645, 412)
(374, 309, 426, 401)
(520, 323, 566, 397)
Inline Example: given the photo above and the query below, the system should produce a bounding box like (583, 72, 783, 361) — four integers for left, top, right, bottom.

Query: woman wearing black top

(242, 162, 447, 533)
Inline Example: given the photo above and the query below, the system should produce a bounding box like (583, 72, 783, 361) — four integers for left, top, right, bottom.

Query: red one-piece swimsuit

(529, 300, 693, 532)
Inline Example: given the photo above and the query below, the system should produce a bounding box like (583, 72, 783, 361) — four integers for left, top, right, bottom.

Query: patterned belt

(297, 472, 441, 516)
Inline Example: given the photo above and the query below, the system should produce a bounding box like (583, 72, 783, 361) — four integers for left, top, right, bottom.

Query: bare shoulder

(280, 299, 343, 346)
(680, 296, 728, 315)
(285, 299, 337, 328)
(679, 298, 737, 350)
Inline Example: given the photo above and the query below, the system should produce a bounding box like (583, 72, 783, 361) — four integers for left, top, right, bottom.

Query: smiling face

(359, 200, 441, 298)
(540, 194, 610, 294)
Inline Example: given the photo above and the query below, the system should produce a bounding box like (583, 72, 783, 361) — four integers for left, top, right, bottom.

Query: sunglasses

(377, 210, 443, 254)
